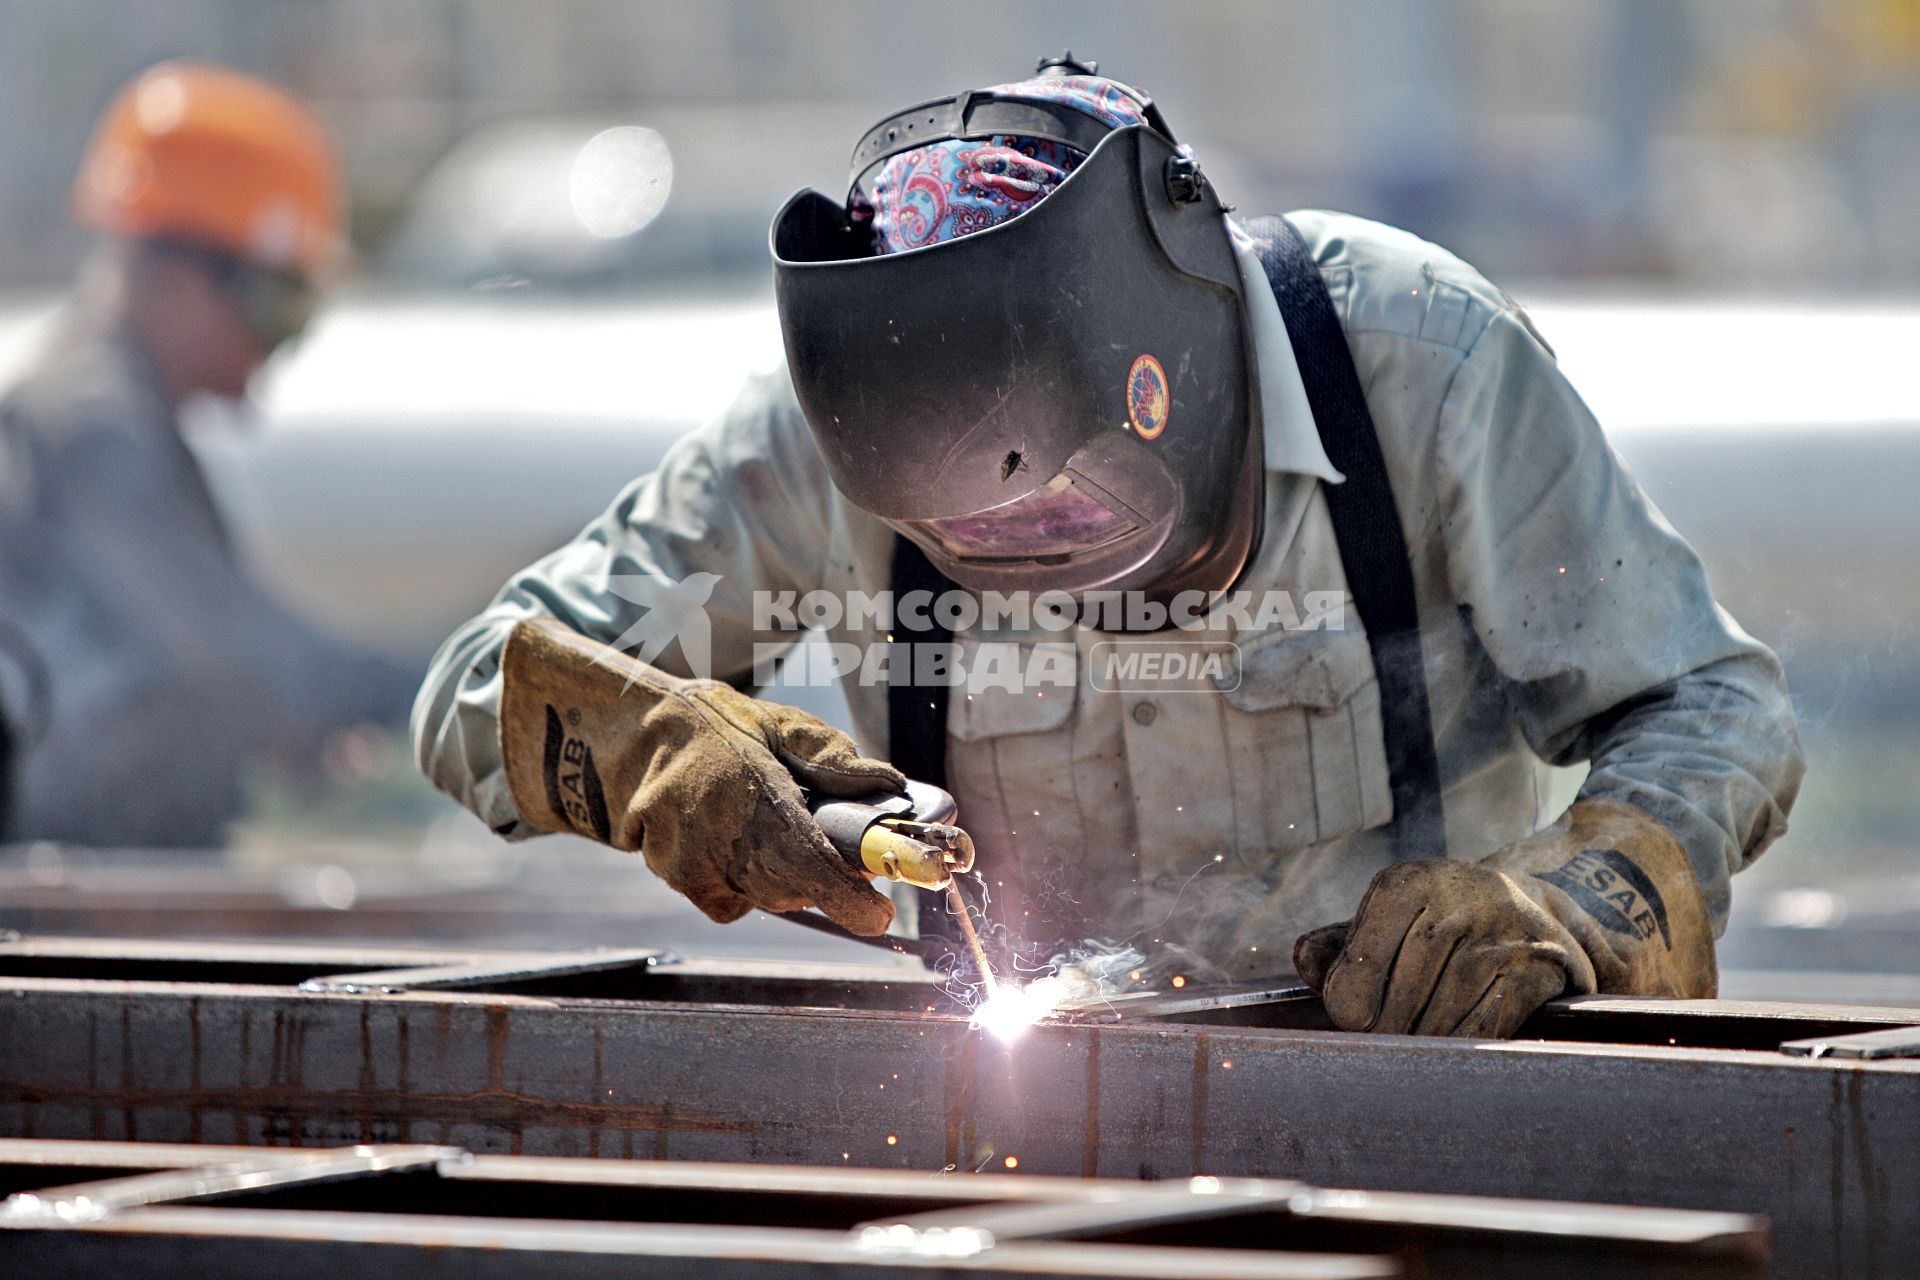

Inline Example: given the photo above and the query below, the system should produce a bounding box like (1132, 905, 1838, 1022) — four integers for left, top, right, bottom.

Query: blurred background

(0, 0, 1916, 991)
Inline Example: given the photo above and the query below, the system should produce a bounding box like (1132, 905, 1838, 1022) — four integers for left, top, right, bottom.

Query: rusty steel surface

(0, 1138, 1767, 1278)
(0, 940, 1913, 1277)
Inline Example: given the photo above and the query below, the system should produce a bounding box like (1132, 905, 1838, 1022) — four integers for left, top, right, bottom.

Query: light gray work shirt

(414, 210, 1803, 975)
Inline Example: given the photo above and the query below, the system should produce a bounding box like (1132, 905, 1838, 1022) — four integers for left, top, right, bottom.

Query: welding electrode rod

(949, 883, 998, 996)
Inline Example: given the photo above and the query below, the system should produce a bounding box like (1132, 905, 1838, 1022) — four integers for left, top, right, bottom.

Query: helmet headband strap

(848, 87, 1177, 199)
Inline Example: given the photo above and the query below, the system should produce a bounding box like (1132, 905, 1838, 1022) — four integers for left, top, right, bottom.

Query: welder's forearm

(1576, 652, 1806, 929)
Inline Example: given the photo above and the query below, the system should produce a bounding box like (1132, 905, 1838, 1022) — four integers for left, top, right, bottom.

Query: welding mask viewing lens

(906, 473, 1139, 562)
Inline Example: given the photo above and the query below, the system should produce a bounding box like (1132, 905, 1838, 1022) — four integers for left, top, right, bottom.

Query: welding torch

(804, 780, 998, 992)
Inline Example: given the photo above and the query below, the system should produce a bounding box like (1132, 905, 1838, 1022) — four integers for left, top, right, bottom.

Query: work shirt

(0, 316, 419, 847)
(415, 210, 1804, 974)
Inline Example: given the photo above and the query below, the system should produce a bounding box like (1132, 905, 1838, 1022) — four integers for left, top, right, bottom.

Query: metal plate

(1780, 1024, 1920, 1060)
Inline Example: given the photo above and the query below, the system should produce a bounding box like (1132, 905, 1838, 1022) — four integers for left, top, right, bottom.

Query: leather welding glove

(497, 617, 902, 935)
(1292, 799, 1716, 1038)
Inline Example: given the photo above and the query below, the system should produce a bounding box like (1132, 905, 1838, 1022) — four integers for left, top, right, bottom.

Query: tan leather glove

(1292, 799, 1716, 1037)
(497, 617, 903, 935)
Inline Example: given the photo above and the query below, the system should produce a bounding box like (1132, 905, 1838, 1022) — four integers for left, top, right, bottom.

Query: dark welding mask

(770, 66, 1262, 598)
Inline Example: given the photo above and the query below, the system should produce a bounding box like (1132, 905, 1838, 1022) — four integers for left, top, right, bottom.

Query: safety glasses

(156, 239, 322, 349)
(210, 254, 320, 349)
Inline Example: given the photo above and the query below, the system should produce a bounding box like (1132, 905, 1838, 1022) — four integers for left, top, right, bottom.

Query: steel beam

(0, 939, 1913, 1277)
(0, 1139, 1766, 1278)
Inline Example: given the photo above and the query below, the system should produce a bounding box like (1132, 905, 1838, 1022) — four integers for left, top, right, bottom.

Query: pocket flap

(948, 642, 1079, 741)
(1216, 628, 1376, 712)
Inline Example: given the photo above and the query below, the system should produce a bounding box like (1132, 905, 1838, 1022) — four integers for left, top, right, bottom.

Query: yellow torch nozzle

(856, 817, 975, 890)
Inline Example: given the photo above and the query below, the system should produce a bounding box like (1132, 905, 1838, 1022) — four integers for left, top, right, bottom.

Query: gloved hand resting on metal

(1292, 799, 1716, 1038)
(497, 617, 903, 935)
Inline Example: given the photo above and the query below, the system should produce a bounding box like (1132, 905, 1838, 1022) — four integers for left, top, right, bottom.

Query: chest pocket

(944, 640, 1093, 863)
(1215, 626, 1394, 867)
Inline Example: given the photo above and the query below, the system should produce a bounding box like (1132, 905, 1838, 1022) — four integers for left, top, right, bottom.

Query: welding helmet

(771, 57, 1262, 597)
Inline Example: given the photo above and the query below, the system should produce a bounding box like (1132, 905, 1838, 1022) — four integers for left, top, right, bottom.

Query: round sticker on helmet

(1127, 354, 1170, 439)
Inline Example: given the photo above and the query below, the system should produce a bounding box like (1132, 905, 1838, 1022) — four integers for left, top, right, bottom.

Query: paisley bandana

(858, 74, 1152, 255)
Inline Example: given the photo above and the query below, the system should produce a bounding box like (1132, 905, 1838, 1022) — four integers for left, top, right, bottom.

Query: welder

(416, 56, 1804, 1037)
(0, 61, 418, 848)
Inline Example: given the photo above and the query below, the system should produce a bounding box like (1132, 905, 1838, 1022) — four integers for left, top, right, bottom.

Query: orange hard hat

(74, 60, 345, 279)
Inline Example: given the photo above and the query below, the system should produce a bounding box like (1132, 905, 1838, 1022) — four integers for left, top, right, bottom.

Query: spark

(1004, 1156, 1020, 1169)
(1172, 975, 1187, 988)
(886, 1135, 898, 1146)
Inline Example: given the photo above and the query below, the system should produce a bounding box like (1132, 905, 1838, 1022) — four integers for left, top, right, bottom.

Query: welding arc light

(969, 976, 1072, 1042)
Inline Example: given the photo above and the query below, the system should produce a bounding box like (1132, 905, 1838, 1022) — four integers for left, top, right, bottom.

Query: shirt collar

(1228, 223, 1344, 485)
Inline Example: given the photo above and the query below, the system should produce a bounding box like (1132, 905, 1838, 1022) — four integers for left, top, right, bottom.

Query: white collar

(1229, 225, 1344, 484)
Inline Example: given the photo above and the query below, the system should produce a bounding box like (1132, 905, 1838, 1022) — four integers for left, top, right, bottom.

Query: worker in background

(0, 620, 48, 835)
(415, 58, 1804, 1037)
(0, 61, 418, 848)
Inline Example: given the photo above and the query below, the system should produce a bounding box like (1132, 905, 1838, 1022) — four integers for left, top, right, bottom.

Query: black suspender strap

(1244, 215, 1447, 861)
(885, 535, 961, 941)
(885, 534, 956, 792)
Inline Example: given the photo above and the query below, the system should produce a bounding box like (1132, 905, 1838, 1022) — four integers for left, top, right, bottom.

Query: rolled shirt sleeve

(412, 369, 840, 836)
(1434, 307, 1805, 926)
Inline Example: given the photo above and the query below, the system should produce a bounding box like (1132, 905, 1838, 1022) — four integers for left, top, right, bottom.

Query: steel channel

(0, 976, 1911, 1278)
(1780, 1024, 1920, 1060)
(2, 1209, 1392, 1280)
(0, 1139, 1766, 1278)
(870, 1182, 1766, 1278)
(0, 1145, 455, 1224)
(298, 950, 668, 995)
